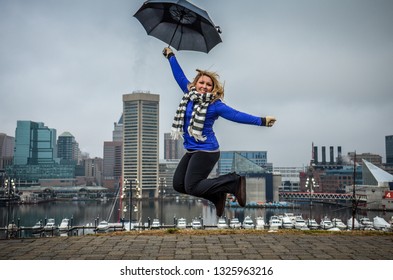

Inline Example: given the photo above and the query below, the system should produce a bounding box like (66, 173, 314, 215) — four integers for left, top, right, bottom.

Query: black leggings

(173, 151, 239, 203)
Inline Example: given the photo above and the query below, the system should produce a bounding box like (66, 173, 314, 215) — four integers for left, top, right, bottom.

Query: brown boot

(234, 176, 246, 207)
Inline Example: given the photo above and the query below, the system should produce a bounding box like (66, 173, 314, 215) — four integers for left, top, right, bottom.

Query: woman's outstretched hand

(163, 47, 174, 58)
(265, 116, 276, 127)
(261, 116, 276, 127)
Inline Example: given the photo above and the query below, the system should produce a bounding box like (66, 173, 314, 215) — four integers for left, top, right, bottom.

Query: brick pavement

(1, 231, 393, 260)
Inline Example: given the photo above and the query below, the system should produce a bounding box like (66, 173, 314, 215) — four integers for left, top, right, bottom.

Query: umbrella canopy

(134, 0, 222, 53)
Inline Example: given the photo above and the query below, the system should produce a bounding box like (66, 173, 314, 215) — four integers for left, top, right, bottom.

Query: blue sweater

(168, 55, 262, 151)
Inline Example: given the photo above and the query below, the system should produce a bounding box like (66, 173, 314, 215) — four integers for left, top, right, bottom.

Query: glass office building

(14, 121, 59, 165)
(8, 121, 74, 183)
(217, 151, 268, 175)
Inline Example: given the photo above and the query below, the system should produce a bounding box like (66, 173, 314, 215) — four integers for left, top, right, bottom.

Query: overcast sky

(1, 0, 392, 167)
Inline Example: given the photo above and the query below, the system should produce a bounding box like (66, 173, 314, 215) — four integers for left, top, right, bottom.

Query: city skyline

(1, 0, 392, 166)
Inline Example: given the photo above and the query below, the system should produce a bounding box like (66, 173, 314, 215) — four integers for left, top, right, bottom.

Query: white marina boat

(96, 220, 110, 232)
(59, 218, 70, 232)
(44, 218, 58, 231)
(332, 218, 347, 230)
(255, 217, 265, 230)
(192, 219, 203, 229)
(242, 216, 255, 229)
(151, 219, 161, 229)
(176, 218, 187, 229)
(294, 216, 308, 230)
(306, 218, 319, 229)
(281, 216, 294, 229)
(373, 216, 391, 230)
(347, 217, 361, 230)
(359, 217, 374, 229)
(217, 218, 228, 229)
(320, 216, 333, 230)
(31, 221, 43, 234)
(284, 213, 296, 224)
(269, 215, 281, 230)
(229, 218, 241, 229)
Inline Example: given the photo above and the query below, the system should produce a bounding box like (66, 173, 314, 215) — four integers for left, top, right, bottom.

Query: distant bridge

(279, 192, 367, 202)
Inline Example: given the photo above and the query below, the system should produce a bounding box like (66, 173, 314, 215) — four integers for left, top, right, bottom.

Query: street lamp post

(351, 152, 357, 230)
(305, 167, 317, 220)
(159, 178, 166, 224)
(123, 179, 133, 231)
(128, 179, 132, 231)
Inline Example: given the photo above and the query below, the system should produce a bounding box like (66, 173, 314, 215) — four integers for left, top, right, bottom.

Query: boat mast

(351, 152, 356, 230)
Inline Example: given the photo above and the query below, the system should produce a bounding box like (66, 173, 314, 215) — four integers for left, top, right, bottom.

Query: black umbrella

(134, 0, 222, 53)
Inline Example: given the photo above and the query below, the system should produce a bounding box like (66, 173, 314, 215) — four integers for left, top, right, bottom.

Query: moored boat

(31, 221, 43, 234)
(359, 217, 373, 229)
(255, 217, 265, 230)
(320, 216, 333, 230)
(269, 215, 281, 230)
(294, 216, 308, 230)
(306, 218, 319, 230)
(96, 220, 110, 232)
(332, 218, 347, 230)
(242, 216, 255, 229)
(347, 217, 361, 230)
(59, 218, 70, 232)
(229, 218, 241, 229)
(176, 218, 187, 229)
(217, 218, 228, 229)
(150, 219, 161, 229)
(192, 218, 203, 229)
(373, 216, 391, 230)
(44, 218, 58, 231)
(281, 216, 294, 229)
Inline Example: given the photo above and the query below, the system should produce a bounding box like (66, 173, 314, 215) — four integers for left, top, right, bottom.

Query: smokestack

(330, 146, 334, 164)
(313, 146, 318, 164)
(337, 146, 342, 164)
(322, 146, 326, 164)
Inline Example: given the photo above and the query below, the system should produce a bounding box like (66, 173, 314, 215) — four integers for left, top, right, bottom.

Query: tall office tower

(113, 114, 123, 142)
(164, 132, 185, 160)
(0, 133, 14, 170)
(14, 121, 58, 165)
(123, 92, 160, 198)
(386, 135, 393, 165)
(103, 115, 124, 189)
(57, 132, 79, 164)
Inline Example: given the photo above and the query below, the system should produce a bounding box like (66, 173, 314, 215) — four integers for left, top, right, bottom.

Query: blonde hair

(188, 69, 225, 101)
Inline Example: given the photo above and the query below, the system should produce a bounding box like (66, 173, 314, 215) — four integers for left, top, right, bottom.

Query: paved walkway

(1, 231, 393, 260)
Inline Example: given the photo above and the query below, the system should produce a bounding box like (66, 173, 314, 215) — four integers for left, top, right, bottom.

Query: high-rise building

(14, 121, 59, 165)
(113, 114, 123, 142)
(0, 133, 14, 170)
(123, 91, 160, 198)
(57, 132, 79, 164)
(103, 115, 123, 190)
(8, 121, 74, 184)
(103, 141, 122, 189)
(386, 135, 393, 166)
(164, 132, 184, 160)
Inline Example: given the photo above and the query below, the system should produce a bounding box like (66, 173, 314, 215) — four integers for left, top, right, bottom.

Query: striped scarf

(171, 87, 213, 142)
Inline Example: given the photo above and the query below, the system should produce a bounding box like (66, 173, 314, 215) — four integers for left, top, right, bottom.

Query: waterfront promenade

(1, 230, 393, 260)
